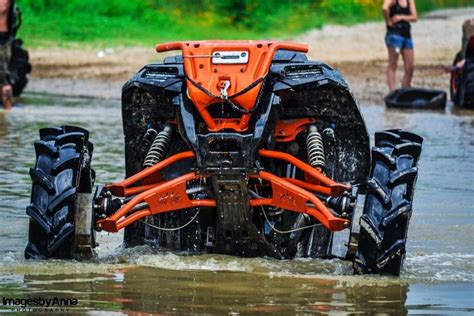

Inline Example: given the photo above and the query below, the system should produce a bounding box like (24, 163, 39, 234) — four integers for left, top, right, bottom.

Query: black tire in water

(25, 126, 95, 259)
(353, 129, 423, 276)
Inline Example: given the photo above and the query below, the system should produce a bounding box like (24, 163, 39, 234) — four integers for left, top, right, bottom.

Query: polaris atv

(24, 41, 423, 276)
(450, 36, 474, 108)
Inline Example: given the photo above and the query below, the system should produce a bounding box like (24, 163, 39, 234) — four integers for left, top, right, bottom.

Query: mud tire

(353, 129, 423, 275)
(25, 126, 94, 259)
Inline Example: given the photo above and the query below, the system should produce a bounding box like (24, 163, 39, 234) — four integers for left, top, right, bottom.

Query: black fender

(269, 54, 371, 184)
(122, 52, 371, 183)
(121, 58, 185, 177)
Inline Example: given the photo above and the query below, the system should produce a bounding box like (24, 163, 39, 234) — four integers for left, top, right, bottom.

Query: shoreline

(23, 60, 452, 105)
(23, 7, 472, 104)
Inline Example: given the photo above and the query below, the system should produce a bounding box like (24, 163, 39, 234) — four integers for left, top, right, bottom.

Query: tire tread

(25, 126, 93, 259)
(354, 129, 423, 275)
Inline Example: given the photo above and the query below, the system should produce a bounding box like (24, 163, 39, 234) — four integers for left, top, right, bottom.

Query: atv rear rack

(95, 150, 351, 233)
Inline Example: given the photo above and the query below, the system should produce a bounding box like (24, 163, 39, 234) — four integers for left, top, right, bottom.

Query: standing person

(0, 0, 12, 110)
(382, 0, 418, 91)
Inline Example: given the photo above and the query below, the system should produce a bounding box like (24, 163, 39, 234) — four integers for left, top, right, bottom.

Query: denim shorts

(385, 33, 414, 50)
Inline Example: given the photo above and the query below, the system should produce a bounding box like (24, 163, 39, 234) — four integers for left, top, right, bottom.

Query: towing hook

(219, 80, 231, 99)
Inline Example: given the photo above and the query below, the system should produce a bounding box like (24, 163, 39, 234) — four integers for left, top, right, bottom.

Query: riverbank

(19, 1, 469, 47)
(23, 8, 473, 103)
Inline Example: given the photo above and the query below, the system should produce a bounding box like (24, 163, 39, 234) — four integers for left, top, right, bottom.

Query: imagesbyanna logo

(2, 296, 78, 312)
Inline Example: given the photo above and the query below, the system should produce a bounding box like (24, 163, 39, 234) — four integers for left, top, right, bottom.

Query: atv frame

(95, 149, 351, 232)
(25, 41, 423, 276)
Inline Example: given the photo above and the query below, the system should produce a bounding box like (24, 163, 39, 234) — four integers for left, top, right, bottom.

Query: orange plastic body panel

(156, 41, 308, 132)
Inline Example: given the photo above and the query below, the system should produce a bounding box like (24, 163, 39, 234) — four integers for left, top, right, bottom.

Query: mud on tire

(354, 129, 423, 276)
(25, 126, 94, 259)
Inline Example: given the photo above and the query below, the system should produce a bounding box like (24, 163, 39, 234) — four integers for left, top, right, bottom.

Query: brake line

(138, 210, 200, 232)
(249, 187, 323, 234)
(260, 205, 322, 234)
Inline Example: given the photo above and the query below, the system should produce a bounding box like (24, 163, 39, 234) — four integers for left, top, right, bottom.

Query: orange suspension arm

(250, 171, 349, 231)
(98, 172, 216, 232)
(95, 149, 351, 233)
(258, 149, 351, 196)
(107, 151, 195, 196)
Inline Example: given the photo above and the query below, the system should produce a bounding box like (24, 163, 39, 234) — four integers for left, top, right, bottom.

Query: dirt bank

(24, 8, 473, 103)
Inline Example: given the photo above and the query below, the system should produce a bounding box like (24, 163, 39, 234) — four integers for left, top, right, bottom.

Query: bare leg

(401, 48, 415, 88)
(387, 47, 399, 91)
(2, 85, 12, 110)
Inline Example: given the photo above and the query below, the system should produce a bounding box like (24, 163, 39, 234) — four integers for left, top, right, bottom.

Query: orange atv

(24, 41, 423, 276)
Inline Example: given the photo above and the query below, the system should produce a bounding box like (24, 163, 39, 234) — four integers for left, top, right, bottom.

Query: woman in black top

(382, 0, 418, 91)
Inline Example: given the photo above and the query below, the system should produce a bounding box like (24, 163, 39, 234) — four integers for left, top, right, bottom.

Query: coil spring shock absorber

(143, 125, 174, 168)
(306, 125, 325, 170)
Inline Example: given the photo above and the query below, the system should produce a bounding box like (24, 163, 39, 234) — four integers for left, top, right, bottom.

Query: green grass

(16, 0, 474, 48)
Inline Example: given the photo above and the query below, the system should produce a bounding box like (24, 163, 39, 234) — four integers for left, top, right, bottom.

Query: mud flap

(211, 174, 282, 259)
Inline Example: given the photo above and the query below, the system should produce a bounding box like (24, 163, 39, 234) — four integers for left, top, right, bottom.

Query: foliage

(16, 0, 474, 47)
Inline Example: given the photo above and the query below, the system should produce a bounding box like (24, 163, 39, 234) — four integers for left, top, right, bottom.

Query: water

(0, 93, 473, 314)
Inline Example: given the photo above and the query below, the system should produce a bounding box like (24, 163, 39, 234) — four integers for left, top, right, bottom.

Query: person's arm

(392, 0, 418, 24)
(382, 0, 393, 27)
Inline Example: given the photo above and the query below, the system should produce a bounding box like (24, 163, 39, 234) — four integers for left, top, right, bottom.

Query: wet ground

(0, 93, 473, 314)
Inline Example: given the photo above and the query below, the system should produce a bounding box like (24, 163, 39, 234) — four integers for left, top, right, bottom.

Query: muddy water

(0, 93, 473, 314)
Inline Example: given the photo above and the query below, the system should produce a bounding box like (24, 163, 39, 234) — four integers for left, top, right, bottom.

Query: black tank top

(387, 0, 411, 38)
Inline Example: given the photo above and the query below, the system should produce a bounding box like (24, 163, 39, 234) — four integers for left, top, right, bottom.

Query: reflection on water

(0, 94, 473, 314)
(1, 266, 412, 314)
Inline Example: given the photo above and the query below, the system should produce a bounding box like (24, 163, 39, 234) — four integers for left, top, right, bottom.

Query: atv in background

(24, 41, 423, 276)
(450, 36, 474, 108)
(7, 1, 32, 97)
